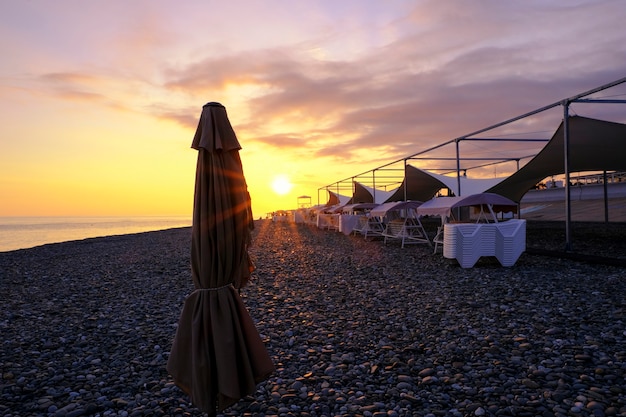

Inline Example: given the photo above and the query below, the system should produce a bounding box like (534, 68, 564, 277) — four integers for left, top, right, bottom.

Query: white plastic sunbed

(443, 219, 526, 268)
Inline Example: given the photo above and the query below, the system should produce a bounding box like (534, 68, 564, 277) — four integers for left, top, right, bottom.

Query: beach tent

(416, 193, 518, 221)
(487, 116, 626, 202)
(386, 165, 507, 202)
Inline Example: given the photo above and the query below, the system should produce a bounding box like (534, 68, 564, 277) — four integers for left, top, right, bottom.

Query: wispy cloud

(1, 0, 626, 216)
(148, 0, 626, 171)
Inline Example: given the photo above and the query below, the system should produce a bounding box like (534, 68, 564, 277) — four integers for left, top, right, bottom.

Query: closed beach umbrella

(167, 102, 274, 414)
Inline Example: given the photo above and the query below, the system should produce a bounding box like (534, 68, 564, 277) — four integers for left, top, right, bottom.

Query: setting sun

(271, 175, 293, 195)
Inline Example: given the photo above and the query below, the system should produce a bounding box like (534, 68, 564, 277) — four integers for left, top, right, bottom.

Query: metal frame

(319, 77, 626, 251)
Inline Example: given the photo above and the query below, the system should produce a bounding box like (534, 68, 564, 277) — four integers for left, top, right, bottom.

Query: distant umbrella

(167, 102, 274, 415)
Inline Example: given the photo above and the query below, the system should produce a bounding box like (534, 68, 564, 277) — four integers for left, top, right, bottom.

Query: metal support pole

(563, 102, 572, 251)
(372, 170, 376, 203)
(604, 171, 609, 224)
(455, 139, 462, 219)
(351, 177, 355, 202)
(455, 139, 462, 196)
(403, 159, 408, 201)
(515, 159, 521, 219)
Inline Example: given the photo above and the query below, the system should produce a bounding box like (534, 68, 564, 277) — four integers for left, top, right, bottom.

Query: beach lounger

(494, 219, 526, 267)
(382, 217, 431, 248)
(432, 225, 444, 254)
(351, 215, 384, 238)
(362, 216, 386, 239)
(317, 213, 340, 231)
(443, 219, 526, 268)
(351, 215, 367, 235)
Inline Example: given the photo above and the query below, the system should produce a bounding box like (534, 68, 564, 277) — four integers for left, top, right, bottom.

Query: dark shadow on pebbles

(1, 222, 625, 416)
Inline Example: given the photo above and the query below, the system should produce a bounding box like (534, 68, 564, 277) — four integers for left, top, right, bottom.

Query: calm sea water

(0, 216, 191, 252)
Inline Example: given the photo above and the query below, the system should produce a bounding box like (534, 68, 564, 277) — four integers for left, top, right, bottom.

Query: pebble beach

(1, 220, 625, 417)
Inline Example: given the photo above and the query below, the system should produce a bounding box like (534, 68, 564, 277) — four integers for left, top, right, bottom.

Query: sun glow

(271, 175, 293, 195)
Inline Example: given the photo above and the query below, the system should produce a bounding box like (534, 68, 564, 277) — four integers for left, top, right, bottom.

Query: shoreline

(0, 223, 191, 253)
(2, 194, 624, 253)
(0, 210, 626, 257)
(1, 221, 624, 416)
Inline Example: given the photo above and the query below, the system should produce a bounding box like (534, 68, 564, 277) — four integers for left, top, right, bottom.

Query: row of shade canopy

(320, 116, 626, 213)
(314, 192, 518, 221)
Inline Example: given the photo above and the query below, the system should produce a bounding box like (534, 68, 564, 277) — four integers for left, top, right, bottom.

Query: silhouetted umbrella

(167, 102, 274, 415)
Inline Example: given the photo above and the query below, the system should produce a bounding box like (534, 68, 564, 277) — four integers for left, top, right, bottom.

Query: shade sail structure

(348, 182, 398, 204)
(348, 181, 373, 204)
(428, 170, 507, 197)
(416, 193, 518, 219)
(326, 190, 351, 206)
(370, 200, 423, 217)
(487, 116, 626, 202)
(167, 103, 274, 415)
(386, 165, 507, 202)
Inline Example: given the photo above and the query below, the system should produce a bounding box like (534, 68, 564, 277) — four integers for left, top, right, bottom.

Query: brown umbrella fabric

(167, 102, 274, 414)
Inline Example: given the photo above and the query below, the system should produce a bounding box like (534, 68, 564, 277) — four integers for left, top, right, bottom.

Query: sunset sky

(1, 1, 625, 218)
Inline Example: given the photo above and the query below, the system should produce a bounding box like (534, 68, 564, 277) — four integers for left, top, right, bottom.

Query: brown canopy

(348, 181, 375, 204)
(385, 165, 446, 202)
(167, 102, 274, 415)
(487, 116, 626, 202)
(326, 189, 351, 206)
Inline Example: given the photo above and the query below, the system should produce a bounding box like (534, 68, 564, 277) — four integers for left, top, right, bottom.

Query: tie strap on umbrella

(191, 283, 234, 294)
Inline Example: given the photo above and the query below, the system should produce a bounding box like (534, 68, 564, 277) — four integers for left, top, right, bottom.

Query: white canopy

(386, 164, 508, 202)
(370, 200, 423, 217)
(340, 202, 379, 213)
(351, 181, 398, 204)
(427, 171, 507, 197)
(416, 193, 517, 219)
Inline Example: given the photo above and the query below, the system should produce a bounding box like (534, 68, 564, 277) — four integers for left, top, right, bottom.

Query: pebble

(1, 220, 625, 416)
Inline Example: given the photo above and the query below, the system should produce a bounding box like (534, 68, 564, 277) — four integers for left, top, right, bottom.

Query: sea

(0, 216, 192, 252)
